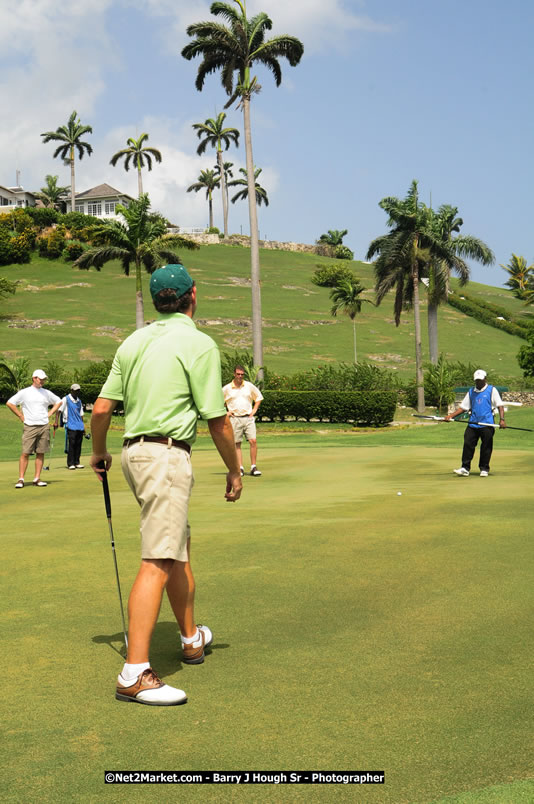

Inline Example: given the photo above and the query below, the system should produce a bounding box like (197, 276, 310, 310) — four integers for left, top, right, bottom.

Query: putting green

(2, 432, 533, 803)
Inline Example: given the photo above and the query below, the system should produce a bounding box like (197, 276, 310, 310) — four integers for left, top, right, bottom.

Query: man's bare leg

(249, 438, 257, 467)
(34, 452, 44, 480)
(126, 558, 174, 663)
(166, 540, 196, 638)
(19, 453, 29, 479)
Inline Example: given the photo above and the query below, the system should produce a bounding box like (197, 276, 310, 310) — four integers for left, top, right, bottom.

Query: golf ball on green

(397, 491, 402, 496)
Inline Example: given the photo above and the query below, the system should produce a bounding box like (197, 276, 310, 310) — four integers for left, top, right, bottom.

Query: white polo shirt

(8, 385, 61, 425)
(222, 380, 263, 416)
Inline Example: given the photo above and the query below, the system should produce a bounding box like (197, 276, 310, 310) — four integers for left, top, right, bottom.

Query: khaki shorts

(22, 424, 50, 455)
(230, 415, 257, 443)
(121, 440, 194, 562)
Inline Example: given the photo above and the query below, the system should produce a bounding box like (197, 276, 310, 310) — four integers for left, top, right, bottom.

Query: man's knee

(140, 557, 175, 580)
(249, 438, 256, 447)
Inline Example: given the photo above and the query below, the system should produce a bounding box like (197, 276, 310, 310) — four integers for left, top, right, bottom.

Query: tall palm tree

(228, 166, 269, 206)
(36, 175, 69, 210)
(367, 180, 464, 412)
(318, 229, 348, 247)
(182, 0, 304, 375)
(110, 133, 163, 198)
(500, 254, 534, 300)
(214, 160, 234, 217)
(74, 194, 198, 329)
(41, 111, 93, 214)
(186, 169, 221, 230)
(426, 205, 494, 363)
(192, 113, 239, 237)
(329, 278, 371, 363)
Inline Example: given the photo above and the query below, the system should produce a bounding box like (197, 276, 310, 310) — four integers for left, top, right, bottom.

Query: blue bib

(468, 385, 494, 429)
(66, 395, 84, 430)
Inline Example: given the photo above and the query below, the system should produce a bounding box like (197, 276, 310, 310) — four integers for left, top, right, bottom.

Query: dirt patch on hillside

(8, 318, 65, 329)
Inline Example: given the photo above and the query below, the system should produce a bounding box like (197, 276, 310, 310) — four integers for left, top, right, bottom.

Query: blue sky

(1, 0, 532, 287)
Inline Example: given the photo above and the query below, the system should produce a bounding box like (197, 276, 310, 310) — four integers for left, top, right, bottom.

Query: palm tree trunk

(353, 319, 358, 364)
(137, 166, 143, 198)
(70, 147, 75, 214)
(208, 192, 214, 229)
(218, 149, 229, 237)
(242, 95, 263, 377)
(428, 302, 438, 364)
(135, 257, 144, 330)
(412, 248, 425, 412)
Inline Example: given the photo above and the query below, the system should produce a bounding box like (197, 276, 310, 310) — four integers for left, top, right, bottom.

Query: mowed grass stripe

(2, 440, 533, 803)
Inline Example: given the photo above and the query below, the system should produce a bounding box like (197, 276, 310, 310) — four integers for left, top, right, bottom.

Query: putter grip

(97, 460, 112, 518)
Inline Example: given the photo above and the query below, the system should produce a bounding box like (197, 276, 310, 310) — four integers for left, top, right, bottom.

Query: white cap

(473, 369, 487, 380)
(32, 369, 47, 379)
(70, 383, 81, 391)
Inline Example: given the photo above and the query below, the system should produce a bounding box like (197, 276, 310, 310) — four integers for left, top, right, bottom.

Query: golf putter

(44, 425, 57, 471)
(98, 461, 129, 650)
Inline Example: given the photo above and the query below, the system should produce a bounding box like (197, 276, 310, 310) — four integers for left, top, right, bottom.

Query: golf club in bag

(98, 461, 128, 650)
(44, 424, 57, 471)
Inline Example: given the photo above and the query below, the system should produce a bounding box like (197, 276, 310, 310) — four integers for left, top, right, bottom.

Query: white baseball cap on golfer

(32, 369, 47, 379)
(70, 383, 81, 391)
(473, 369, 487, 380)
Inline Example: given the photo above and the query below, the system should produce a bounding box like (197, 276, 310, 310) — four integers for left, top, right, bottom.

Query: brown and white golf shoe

(181, 625, 213, 664)
(115, 668, 187, 706)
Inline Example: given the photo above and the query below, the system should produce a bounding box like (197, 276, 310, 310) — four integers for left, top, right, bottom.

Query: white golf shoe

(116, 668, 187, 706)
(453, 468, 469, 476)
(480, 470, 489, 477)
(182, 624, 213, 664)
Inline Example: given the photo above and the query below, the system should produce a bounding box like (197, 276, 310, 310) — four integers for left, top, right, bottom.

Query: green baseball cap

(150, 264, 194, 300)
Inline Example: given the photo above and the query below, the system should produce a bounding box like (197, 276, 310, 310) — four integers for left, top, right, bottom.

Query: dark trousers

(461, 426, 494, 472)
(67, 429, 84, 467)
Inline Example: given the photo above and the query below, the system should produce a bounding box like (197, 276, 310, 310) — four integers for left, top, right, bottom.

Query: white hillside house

(64, 183, 134, 220)
(0, 184, 36, 214)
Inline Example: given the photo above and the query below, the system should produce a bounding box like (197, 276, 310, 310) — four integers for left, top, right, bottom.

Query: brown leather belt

(123, 435, 191, 454)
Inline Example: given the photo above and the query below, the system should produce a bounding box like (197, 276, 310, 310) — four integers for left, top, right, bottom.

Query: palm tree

(426, 205, 494, 363)
(500, 254, 534, 300)
(186, 170, 221, 230)
(367, 180, 462, 412)
(182, 0, 304, 375)
(329, 278, 371, 363)
(228, 167, 269, 206)
(74, 194, 198, 329)
(192, 113, 239, 237)
(318, 229, 348, 247)
(214, 160, 234, 217)
(36, 175, 69, 210)
(110, 133, 163, 198)
(41, 111, 93, 214)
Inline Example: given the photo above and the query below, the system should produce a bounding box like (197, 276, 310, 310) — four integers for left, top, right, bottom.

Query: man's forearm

(91, 398, 116, 454)
(6, 403, 23, 421)
(208, 415, 240, 473)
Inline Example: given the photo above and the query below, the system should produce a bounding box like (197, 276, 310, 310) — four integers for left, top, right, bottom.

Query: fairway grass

(2, 427, 533, 802)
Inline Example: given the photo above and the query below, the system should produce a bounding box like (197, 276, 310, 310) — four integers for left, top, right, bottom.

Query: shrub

(258, 390, 396, 426)
(334, 244, 354, 260)
(0, 228, 13, 265)
(60, 212, 100, 232)
(208, 226, 220, 234)
(63, 241, 86, 261)
(26, 207, 60, 229)
(45, 225, 67, 259)
(447, 292, 531, 340)
(9, 231, 33, 264)
(311, 263, 357, 288)
(424, 355, 456, 412)
(74, 359, 113, 386)
(517, 334, 534, 378)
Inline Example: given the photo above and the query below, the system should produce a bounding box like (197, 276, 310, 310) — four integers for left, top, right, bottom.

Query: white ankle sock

(121, 661, 150, 681)
(182, 629, 199, 645)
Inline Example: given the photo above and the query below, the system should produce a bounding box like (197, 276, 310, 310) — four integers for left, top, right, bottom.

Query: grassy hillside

(1, 245, 531, 382)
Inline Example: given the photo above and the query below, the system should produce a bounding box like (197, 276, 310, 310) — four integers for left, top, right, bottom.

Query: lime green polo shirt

(100, 313, 227, 445)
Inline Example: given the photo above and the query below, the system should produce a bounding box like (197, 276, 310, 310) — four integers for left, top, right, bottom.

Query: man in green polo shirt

(91, 264, 242, 706)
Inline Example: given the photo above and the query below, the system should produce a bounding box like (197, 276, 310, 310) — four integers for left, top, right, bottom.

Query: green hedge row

(3, 385, 396, 426)
(447, 293, 531, 340)
(257, 390, 397, 425)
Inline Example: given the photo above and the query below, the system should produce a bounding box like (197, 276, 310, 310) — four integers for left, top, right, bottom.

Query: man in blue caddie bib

(57, 383, 86, 469)
(444, 369, 506, 477)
